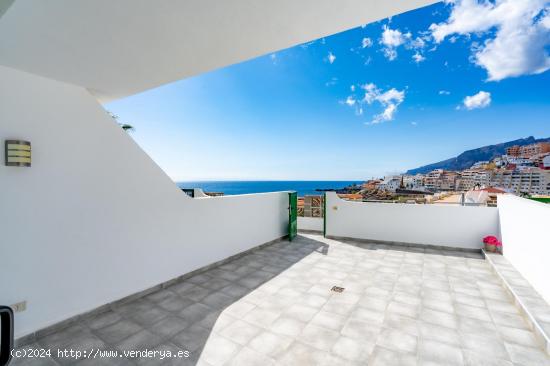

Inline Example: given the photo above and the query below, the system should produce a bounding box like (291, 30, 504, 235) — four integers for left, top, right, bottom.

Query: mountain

(406, 136, 550, 175)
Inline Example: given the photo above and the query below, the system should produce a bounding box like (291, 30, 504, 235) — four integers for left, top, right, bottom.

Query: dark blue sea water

(176, 181, 361, 197)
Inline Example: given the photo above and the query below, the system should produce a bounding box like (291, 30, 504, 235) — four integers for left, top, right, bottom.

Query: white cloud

(383, 48, 398, 61)
(430, 0, 550, 81)
(380, 25, 427, 61)
(439, 90, 451, 95)
(411, 121, 418, 126)
(345, 96, 356, 106)
(375, 88, 405, 105)
(376, 103, 398, 123)
(350, 85, 356, 92)
(409, 36, 427, 49)
(380, 25, 407, 60)
(343, 83, 406, 125)
(463, 91, 492, 110)
(362, 83, 379, 104)
(327, 52, 336, 64)
(412, 52, 426, 63)
(362, 37, 373, 48)
(381, 25, 407, 47)
(357, 83, 406, 125)
(371, 90, 404, 124)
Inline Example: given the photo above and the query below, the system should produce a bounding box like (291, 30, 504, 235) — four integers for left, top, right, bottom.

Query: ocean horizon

(176, 181, 361, 197)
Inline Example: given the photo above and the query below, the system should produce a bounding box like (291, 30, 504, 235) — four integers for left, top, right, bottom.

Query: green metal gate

(288, 191, 297, 241)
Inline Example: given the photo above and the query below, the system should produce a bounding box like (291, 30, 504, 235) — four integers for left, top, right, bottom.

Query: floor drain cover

(331, 286, 345, 293)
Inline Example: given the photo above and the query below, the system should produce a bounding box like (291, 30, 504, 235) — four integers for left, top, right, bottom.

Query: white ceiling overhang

(0, 0, 438, 102)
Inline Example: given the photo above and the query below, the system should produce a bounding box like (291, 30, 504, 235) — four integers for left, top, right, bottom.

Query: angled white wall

(325, 192, 499, 249)
(0, 65, 288, 338)
(499, 195, 550, 303)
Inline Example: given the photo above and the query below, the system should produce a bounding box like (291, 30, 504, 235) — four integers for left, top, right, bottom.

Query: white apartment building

(504, 156, 534, 167)
(490, 168, 550, 195)
(458, 169, 487, 191)
(424, 169, 443, 191)
(378, 176, 402, 192)
(531, 153, 550, 168)
(403, 174, 424, 190)
(424, 169, 459, 191)
(474, 171, 492, 190)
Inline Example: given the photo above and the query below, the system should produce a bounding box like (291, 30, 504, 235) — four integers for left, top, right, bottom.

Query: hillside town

(298, 142, 549, 216)
(361, 142, 550, 202)
(311, 141, 550, 210)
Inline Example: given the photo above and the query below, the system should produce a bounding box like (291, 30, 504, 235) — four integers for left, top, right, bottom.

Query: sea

(176, 181, 361, 197)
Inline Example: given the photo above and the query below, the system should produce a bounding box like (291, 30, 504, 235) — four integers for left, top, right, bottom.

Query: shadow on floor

(12, 235, 329, 365)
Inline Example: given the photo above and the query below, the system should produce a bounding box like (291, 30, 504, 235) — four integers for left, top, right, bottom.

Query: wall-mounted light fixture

(5, 140, 31, 167)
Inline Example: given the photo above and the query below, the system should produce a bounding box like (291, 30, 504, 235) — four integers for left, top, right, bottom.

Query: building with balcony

(424, 169, 443, 191)
(532, 153, 550, 169)
(491, 168, 550, 195)
(1, 1, 550, 366)
(505, 156, 535, 167)
(378, 176, 402, 192)
(457, 169, 492, 191)
(403, 174, 425, 190)
(424, 170, 459, 192)
(506, 143, 550, 158)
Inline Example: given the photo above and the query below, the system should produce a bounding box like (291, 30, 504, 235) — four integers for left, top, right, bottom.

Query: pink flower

(483, 236, 499, 245)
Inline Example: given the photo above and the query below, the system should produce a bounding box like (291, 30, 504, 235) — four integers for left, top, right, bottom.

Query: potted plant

(483, 236, 502, 253)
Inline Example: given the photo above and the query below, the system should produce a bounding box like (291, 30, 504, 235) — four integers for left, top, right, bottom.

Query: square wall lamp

(5, 140, 31, 167)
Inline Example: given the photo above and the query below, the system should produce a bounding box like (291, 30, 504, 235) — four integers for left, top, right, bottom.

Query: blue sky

(106, 0, 550, 181)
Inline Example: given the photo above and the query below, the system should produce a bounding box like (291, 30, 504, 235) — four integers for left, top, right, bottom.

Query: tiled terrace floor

(13, 234, 550, 366)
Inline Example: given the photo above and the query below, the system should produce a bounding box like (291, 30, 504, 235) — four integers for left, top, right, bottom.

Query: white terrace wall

(498, 195, 550, 304)
(325, 192, 499, 249)
(298, 217, 323, 232)
(0, 65, 288, 338)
